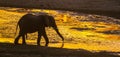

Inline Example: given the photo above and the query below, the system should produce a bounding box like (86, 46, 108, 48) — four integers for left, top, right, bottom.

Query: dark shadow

(97, 30, 120, 35)
(0, 43, 119, 57)
(75, 9, 120, 19)
(70, 27, 95, 31)
(80, 19, 106, 22)
(79, 17, 120, 25)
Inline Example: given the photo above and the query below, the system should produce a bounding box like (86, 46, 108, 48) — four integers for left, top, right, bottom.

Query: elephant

(14, 13, 64, 46)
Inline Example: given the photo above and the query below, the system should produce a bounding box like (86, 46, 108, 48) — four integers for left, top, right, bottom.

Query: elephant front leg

(37, 32, 42, 46)
(41, 28, 49, 46)
(37, 28, 49, 46)
(43, 32, 49, 47)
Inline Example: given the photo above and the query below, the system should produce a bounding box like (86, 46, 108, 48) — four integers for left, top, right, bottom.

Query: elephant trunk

(53, 27, 64, 41)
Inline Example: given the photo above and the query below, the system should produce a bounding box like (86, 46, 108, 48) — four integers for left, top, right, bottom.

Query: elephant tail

(14, 23, 19, 37)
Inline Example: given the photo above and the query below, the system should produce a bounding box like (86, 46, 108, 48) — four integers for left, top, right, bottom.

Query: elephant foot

(14, 42, 20, 45)
(45, 44, 48, 47)
(14, 41, 19, 45)
(37, 43, 41, 46)
(22, 43, 27, 45)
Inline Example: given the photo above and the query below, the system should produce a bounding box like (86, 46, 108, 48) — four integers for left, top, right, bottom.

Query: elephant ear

(44, 16, 51, 27)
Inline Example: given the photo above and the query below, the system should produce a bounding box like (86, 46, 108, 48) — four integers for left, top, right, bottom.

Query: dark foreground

(0, 43, 119, 57)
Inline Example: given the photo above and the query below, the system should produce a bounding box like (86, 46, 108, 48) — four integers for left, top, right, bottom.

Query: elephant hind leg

(22, 34, 27, 45)
(14, 32, 27, 45)
(42, 30, 49, 46)
(14, 34, 21, 45)
(43, 34, 49, 46)
(37, 33, 42, 46)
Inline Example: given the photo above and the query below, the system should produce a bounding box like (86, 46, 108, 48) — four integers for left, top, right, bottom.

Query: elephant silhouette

(14, 13, 64, 46)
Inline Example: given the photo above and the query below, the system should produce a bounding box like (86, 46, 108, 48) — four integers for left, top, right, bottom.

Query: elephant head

(14, 13, 64, 46)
